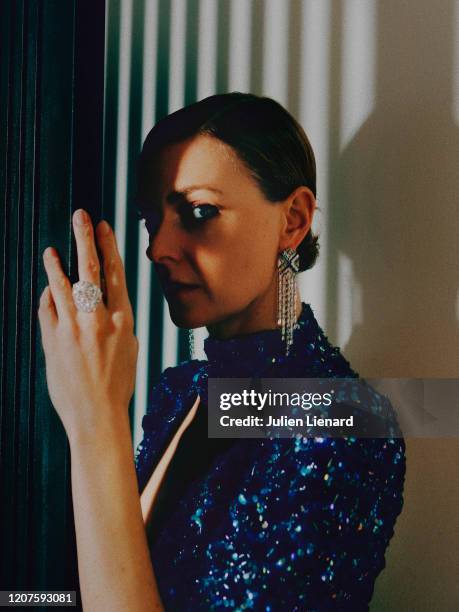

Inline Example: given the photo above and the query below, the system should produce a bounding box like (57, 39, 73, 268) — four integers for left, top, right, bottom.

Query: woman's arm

(70, 416, 164, 612)
(69, 416, 164, 612)
(38, 210, 164, 611)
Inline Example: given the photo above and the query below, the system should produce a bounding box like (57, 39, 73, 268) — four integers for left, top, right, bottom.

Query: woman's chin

(166, 299, 209, 329)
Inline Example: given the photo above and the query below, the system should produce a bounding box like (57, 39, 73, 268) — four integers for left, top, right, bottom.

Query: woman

(38, 93, 405, 611)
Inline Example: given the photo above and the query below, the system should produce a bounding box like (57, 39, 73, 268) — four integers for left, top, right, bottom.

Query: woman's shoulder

(158, 358, 207, 384)
(140, 359, 207, 427)
(147, 358, 207, 401)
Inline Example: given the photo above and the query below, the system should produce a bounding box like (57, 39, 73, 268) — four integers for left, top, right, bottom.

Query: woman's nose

(145, 215, 183, 264)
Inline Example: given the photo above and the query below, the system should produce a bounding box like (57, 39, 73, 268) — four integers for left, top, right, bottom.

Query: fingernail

(74, 209, 88, 226)
(98, 220, 110, 236)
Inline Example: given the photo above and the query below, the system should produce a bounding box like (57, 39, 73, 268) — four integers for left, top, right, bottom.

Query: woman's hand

(38, 208, 139, 442)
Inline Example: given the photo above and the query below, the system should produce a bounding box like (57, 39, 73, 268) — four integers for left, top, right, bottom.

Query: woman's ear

(279, 186, 316, 251)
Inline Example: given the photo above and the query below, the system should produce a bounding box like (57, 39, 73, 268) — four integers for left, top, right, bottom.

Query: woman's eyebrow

(166, 185, 223, 203)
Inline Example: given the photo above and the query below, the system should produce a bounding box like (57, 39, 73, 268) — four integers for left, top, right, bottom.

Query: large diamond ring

(72, 280, 103, 313)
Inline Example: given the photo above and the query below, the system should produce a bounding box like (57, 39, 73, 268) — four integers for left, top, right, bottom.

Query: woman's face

(143, 134, 285, 330)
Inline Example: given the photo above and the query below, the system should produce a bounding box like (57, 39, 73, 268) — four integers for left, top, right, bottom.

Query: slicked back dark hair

(136, 92, 319, 272)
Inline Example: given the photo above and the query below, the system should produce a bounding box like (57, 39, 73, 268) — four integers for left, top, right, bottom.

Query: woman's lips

(163, 281, 201, 297)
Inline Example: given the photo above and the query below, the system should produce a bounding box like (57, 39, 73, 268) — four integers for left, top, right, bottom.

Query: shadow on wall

(329, 0, 459, 378)
(326, 2, 459, 610)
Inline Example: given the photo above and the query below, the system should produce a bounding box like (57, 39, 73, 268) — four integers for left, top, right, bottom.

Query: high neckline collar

(203, 302, 319, 375)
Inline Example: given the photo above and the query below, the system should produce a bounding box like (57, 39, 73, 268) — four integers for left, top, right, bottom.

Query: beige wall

(329, 3, 459, 609)
(371, 440, 459, 611)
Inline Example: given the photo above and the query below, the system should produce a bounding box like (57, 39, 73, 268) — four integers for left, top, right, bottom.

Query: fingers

(96, 220, 133, 319)
(72, 209, 101, 288)
(38, 285, 58, 336)
(42, 248, 77, 321)
(41, 211, 130, 324)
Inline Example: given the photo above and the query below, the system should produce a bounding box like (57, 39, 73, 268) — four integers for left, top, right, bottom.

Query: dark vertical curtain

(0, 1, 105, 607)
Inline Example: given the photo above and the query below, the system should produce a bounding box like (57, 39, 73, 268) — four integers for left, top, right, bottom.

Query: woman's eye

(189, 204, 219, 222)
(137, 204, 219, 235)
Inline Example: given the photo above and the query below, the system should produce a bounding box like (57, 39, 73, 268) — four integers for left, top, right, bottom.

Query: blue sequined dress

(135, 303, 405, 611)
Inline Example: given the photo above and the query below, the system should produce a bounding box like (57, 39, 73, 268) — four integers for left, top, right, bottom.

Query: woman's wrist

(67, 405, 132, 452)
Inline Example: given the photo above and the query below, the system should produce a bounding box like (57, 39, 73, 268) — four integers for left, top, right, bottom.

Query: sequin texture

(135, 303, 406, 611)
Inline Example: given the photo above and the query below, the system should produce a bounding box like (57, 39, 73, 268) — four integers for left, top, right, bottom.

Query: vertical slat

(196, 0, 218, 99)
(184, 0, 200, 106)
(250, 1, 265, 94)
(160, 0, 185, 369)
(262, 0, 290, 106)
(133, 0, 160, 450)
(216, 0, 231, 93)
(144, 0, 171, 398)
(114, 0, 133, 263)
(103, 0, 121, 226)
(297, 0, 332, 320)
(168, 0, 187, 114)
(228, 0, 252, 92)
(177, 0, 200, 363)
(124, 0, 145, 430)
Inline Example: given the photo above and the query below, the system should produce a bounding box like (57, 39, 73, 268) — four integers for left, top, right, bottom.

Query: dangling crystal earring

(277, 248, 300, 356)
(188, 328, 195, 359)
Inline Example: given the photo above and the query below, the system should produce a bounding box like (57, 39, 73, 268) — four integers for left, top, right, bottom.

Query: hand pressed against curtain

(38, 210, 138, 442)
(142, 134, 315, 339)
